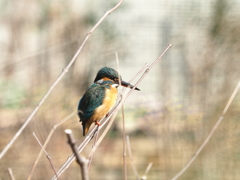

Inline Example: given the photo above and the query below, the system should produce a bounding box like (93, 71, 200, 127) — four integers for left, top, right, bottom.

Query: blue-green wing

(77, 84, 106, 123)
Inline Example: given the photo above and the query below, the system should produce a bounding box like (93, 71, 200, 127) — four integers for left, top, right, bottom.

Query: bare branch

(127, 137, 153, 180)
(32, 132, 59, 180)
(125, 44, 173, 99)
(128, 63, 149, 84)
(87, 127, 99, 170)
(27, 112, 76, 180)
(0, 0, 124, 160)
(122, 105, 127, 180)
(88, 110, 119, 158)
(126, 135, 139, 179)
(116, 52, 121, 88)
(149, 44, 172, 69)
(141, 162, 153, 180)
(65, 129, 89, 180)
(8, 168, 15, 180)
(116, 52, 127, 180)
(170, 81, 240, 180)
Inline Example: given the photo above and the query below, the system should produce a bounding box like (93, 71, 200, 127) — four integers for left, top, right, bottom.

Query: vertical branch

(115, 52, 127, 179)
(126, 135, 139, 179)
(65, 129, 89, 180)
(170, 81, 240, 180)
(122, 105, 127, 180)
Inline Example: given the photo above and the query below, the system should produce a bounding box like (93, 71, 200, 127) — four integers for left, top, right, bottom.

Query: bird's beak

(115, 80, 140, 91)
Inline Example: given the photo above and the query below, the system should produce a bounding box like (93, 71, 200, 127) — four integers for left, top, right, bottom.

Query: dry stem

(141, 162, 153, 180)
(170, 81, 240, 180)
(27, 111, 76, 180)
(65, 129, 89, 180)
(126, 135, 139, 179)
(87, 127, 99, 170)
(116, 52, 127, 180)
(122, 105, 127, 180)
(32, 132, 59, 180)
(126, 136, 153, 180)
(8, 168, 16, 180)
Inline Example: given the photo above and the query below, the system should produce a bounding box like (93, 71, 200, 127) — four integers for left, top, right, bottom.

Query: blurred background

(0, 0, 240, 179)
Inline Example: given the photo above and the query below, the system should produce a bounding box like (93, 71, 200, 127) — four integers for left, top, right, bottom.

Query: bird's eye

(114, 78, 120, 83)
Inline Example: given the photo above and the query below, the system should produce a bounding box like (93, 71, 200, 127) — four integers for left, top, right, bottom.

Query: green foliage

(0, 80, 26, 109)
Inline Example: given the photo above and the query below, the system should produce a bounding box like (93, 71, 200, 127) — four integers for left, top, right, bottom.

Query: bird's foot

(95, 121, 100, 126)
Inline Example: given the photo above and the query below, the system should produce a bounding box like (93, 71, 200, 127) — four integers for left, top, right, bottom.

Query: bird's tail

(82, 124, 89, 136)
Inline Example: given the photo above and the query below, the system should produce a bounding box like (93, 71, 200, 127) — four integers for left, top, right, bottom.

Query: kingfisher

(78, 67, 140, 136)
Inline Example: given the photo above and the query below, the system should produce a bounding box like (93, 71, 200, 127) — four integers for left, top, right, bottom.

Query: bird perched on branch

(78, 67, 140, 136)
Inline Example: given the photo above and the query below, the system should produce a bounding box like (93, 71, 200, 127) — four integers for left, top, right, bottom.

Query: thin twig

(117, 63, 148, 99)
(87, 127, 99, 170)
(122, 105, 127, 180)
(8, 168, 16, 180)
(50, 44, 172, 180)
(88, 109, 119, 159)
(32, 132, 48, 155)
(32, 132, 59, 180)
(149, 44, 172, 70)
(119, 44, 173, 112)
(126, 135, 139, 179)
(0, 0, 124, 160)
(128, 63, 149, 84)
(141, 162, 153, 180)
(170, 81, 240, 180)
(116, 52, 127, 180)
(127, 136, 153, 180)
(125, 44, 173, 99)
(116, 52, 122, 91)
(65, 129, 89, 180)
(27, 111, 76, 180)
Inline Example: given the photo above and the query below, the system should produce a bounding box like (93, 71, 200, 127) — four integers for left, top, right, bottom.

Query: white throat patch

(112, 84, 119, 88)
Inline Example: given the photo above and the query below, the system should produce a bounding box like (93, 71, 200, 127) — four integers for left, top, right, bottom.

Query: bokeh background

(1, 0, 240, 179)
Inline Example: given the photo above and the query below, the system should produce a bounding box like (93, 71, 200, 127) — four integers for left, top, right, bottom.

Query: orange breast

(90, 85, 118, 122)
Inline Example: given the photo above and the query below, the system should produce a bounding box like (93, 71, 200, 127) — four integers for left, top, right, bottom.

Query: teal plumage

(94, 67, 122, 82)
(78, 85, 104, 122)
(78, 83, 108, 126)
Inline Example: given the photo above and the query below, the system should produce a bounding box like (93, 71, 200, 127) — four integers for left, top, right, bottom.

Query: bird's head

(94, 67, 140, 91)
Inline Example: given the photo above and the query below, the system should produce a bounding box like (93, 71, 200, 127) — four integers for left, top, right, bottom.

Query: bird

(78, 67, 140, 136)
